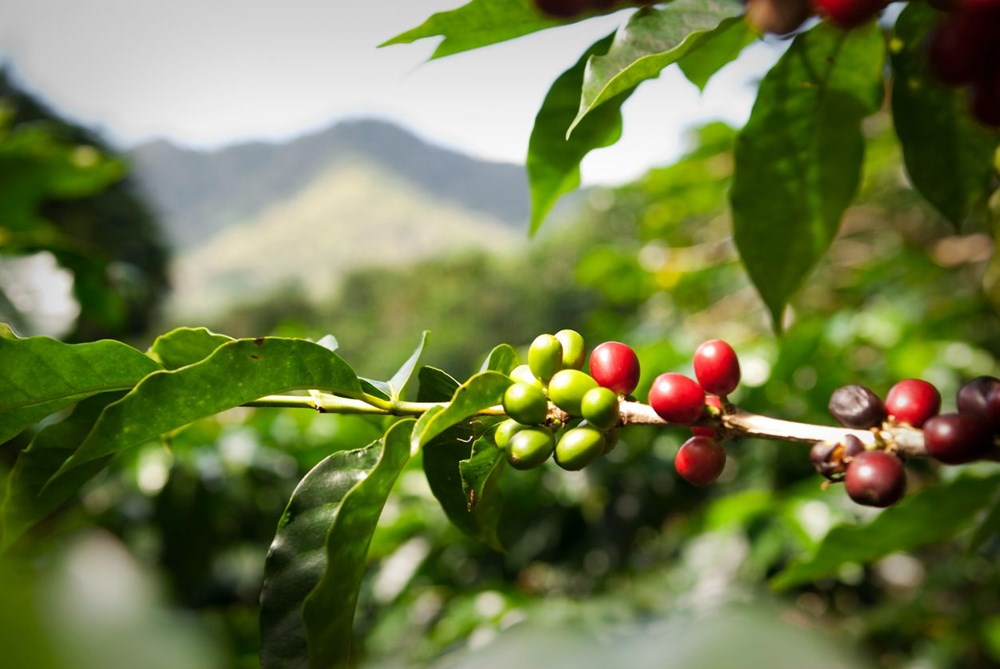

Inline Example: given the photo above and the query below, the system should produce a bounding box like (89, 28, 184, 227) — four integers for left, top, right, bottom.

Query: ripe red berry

(675, 436, 726, 486)
(649, 373, 705, 425)
(692, 339, 741, 397)
(813, 0, 887, 29)
(589, 341, 641, 396)
(885, 378, 941, 428)
(532, 0, 592, 18)
(923, 412, 994, 464)
(957, 376, 1000, 433)
(844, 451, 906, 507)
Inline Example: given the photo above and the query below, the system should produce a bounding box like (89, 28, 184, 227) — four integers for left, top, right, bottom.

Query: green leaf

(0, 335, 161, 444)
(260, 420, 414, 669)
(417, 366, 462, 403)
(423, 426, 505, 551)
(381, 0, 563, 60)
(147, 327, 234, 370)
(479, 343, 520, 375)
(731, 23, 884, 331)
(771, 472, 1000, 590)
(528, 33, 633, 234)
(411, 371, 513, 452)
(968, 485, 1000, 554)
(569, 0, 745, 135)
(1, 392, 122, 550)
(51, 338, 362, 479)
(387, 331, 429, 400)
(677, 18, 755, 91)
(890, 3, 998, 227)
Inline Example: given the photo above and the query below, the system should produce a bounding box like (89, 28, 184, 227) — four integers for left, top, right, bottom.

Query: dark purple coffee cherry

(844, 451, 906, 508)
(828, 384, 887, 429)
(956, 376, 1000, 433)
(810, 434, 867, 481)
(923, 412, 994, 465)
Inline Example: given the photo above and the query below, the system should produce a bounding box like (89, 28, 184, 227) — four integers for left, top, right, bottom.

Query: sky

(0, 0, 782, 185)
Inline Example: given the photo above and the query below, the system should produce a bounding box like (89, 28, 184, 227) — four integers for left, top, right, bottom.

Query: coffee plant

(2, 1, 1000, 668)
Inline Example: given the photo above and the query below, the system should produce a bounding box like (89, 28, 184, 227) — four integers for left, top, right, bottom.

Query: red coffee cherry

(649, 373, 705, 425)
(589, 341, 641, 396)
(675, 436, 726, 486)
(844, 451, 906, 507)
(692, 339, 741, 397)
(813, 0, 887, 29)
(923, 412, 994, 464)
(957, 375, 1000, 433)
(828, 384, 887, 429)
(532, 0, 592, 18)
(885, 378, 941, 428)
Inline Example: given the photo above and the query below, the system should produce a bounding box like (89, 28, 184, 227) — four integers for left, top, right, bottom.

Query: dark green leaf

(677, 18, 755, 91)
(731, 23, 884, 330)
(411, 371, 512, 451)
(1, 392, 122, 550)
(147, 327, 234, 370)
(359, 378, 392, 401)
(0, 335, 160, 444)
(381, 0, 563, 60)
(387, 331, 429, 400)
(891, 3, 998, 227)
(570, 0, 745, 134)
(260, 420, 414, 669)
(528, 33, 633, 234)
(51, 338, 362, 479)
(417, 366, 462, 403)
(459, 436, 507, 549)
(772, 472, 1000, 590)
(968, 485, 1000, 553)
(479, 343, 520, 375)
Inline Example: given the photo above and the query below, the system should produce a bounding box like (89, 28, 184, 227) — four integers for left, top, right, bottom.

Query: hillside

(129, 119, 529, 250)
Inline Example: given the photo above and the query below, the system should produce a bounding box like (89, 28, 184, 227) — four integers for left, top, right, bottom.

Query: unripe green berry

(580, 386, 619, 430)
(554, 329, 586, 370)
(555, 426, 605, 471)
(528, 334, 563, 382)
(503, 382, 549, 425)
(506, 427, 555, 470)
(548, 369, 599, 416)
(509, 364, 543, 389)
(602, 429, 620, 455)
(494, 419, 525, 449)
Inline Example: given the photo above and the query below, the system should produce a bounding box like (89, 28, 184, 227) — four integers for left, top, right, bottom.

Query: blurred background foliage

(1, 74, 999, 668)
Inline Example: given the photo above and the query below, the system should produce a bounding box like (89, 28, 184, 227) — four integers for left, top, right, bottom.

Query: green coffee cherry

(580, 386, 619, 430)
(555, 426, 606, 471)
(503, 382, 549, 425)
(554, 329, 586, 370)
(548, 369, 599, 416)
(509, 364, 543, 389)
(494, 419, 525, 449)
(528, 334, 563, 382)
(506, 427, 555, 470)
(602, 429, 620, 455)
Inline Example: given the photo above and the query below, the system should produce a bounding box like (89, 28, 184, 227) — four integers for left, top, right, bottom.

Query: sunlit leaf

(387, 331, 429, 400)
(260, 420, 414, 669)
(890, 3, 997, 227)
(381, 0, 567, 60)
(147, 327, 234, 370)
(0, 392, 122, 550)
(731, 23, 884, 330)
(528, 33, 632, 234)
(0, 335, 160, 444)
(570, 0, 744, 134)
(677, 18, 755, 91)
(411, 371, 512, 451)
(50, 338, 362, 479)
(480, 343, 520, 375)
(772, 472, 1000, 590)
(417, 366, 461, 403)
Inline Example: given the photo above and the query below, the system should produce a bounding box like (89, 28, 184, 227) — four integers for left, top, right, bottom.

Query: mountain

(127, 119, 532, 320)
(129, 119, 530, 250)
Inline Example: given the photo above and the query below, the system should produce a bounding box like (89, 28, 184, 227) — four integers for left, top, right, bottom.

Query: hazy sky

(0, 0, 781, 184)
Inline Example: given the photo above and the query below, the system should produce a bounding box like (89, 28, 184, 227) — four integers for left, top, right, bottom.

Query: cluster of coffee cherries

(496, 332, 743, 488)
(744, 0, 887, 40)
(497, 330, 636, 471)
(926, 0, 1000, 127)
(531, 0, 655, 19)
(815, 376, 1000, 507)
